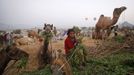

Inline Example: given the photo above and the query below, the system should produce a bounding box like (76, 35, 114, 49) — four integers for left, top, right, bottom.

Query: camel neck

(0, 54, 11, 75)
(43, 32, 52, 52)
(44, 39, 49, 52)
(111, 15, 119, 25)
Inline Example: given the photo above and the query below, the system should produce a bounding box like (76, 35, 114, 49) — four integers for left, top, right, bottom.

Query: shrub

(114, 35, 125, 43)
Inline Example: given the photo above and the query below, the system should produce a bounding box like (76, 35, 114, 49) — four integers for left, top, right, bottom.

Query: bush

(16, 57, 28, 69)
(20, 65, 52, 75)
(114, 35, 125, 43)
(20, 51, 134, 75)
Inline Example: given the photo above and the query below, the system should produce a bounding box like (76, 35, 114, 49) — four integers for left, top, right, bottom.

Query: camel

(95, 6, 127, 39)
(14, 36, 35, 46)
(27, 30, 40, 39)
(0, 44, 29, 75)
(38, 23, 54, 69)
(38, 23, 73, 75)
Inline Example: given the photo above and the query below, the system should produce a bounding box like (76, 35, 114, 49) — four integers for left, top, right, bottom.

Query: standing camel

(95, 6, 127, 39)
(38, 23, 73, 75)
(38, 23, 53, 69)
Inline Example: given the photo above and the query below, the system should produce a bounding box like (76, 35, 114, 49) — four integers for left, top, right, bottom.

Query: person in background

(4, 32, 13, 46)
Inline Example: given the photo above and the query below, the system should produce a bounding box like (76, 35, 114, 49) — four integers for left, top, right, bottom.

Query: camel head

(113, 6, 127, 17)
(44, 23, 53, 32)
(5, 44, 29, 60)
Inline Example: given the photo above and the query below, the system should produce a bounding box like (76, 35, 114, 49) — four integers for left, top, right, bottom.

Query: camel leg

(107, 28, 112, 37)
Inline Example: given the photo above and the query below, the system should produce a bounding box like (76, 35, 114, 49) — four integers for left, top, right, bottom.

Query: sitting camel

(95, 6, 127, 39)
(0, 44, 29, 75)
(27, 30, 40, 39)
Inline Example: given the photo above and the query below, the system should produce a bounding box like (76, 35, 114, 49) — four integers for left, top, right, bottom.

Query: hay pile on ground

(88, 32, 134, 58)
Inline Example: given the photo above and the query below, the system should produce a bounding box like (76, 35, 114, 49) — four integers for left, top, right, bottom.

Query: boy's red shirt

(64, 37, 76, 54)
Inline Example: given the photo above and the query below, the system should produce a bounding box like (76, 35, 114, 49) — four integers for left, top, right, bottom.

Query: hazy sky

(0, 0, 134, 29)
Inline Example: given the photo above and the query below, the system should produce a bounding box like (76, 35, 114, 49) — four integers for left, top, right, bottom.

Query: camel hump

(96, 14, 112, 30)
(96, 14, 105, 27)
(100, 14, 104, 17)
(103, 17, 111, 25)
(98, 14, 104, 22)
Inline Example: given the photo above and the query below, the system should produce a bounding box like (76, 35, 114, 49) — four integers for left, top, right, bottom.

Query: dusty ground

(4, 37, 96, 75)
